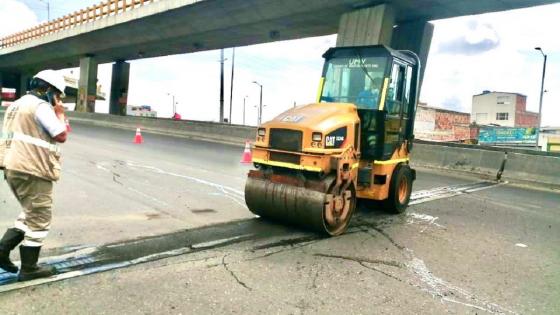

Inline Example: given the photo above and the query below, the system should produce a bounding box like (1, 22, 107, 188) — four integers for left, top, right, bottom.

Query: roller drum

(245, 176, 328, 233)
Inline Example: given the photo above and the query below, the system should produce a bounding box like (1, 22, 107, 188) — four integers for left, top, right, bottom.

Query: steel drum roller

(245, 176, 328, 233)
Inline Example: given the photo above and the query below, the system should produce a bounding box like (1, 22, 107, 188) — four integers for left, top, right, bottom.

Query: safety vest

(0, 94, 62, 181)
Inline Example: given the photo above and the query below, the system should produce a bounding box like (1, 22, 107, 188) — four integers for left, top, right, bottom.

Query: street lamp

(534, 47, 547, 148)
(252, 81, 263, 125)
(167, 92, 177, 118)
(243, 95, 248, 125)
(37, 0, 50, 21)
(535, 47, 547, 128)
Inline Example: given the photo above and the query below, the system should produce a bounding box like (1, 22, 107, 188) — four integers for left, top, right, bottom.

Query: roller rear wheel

(323, 181, 356, 236)
(384, 164, 413, 214)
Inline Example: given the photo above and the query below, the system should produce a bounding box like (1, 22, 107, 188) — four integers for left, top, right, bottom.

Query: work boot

(18, 246, 55, 281)
(0, 228, 25, 273)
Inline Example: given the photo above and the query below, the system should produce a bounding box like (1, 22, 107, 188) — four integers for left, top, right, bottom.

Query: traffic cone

(65, 118, 72, 133)
(133, 128, 143, 144)
(240, 141, 252, 164)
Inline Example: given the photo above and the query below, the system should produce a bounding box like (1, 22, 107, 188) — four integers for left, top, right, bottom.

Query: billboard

(478, 127, 538, 144)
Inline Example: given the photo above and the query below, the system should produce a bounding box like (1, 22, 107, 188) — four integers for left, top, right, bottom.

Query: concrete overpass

(0, 0, 557, 114)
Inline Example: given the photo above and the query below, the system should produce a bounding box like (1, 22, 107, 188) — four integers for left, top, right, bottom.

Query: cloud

(423, 3, 560, 126)
(438, 21, 500, 55)
(441, 96, 464, 112)
(0, 0, 38, 37)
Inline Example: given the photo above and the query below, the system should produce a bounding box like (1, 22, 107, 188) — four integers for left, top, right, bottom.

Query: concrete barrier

(410, 143, 505, 178)
(66, 111, 257, 146)
(502, 151, 560, 188)
(1, 109, 559, 189)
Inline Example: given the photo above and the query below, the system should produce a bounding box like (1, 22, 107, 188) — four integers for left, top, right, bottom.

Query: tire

(384, 164, 413, 214)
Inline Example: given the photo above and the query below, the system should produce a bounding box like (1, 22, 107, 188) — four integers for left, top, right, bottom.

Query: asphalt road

(0, 121, 558, 314)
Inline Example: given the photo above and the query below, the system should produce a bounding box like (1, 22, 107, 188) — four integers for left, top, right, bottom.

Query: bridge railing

(0, 0, 160, 49)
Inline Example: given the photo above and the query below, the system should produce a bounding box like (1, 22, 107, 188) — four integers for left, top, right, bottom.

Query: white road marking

(405, 252, 518, 314)
(409, 181, 507, 205)
(407, 212, 444, 232)
(515, 243, 528, 248)
(123, 161, 247, 207)
(191, 235, 253, 249)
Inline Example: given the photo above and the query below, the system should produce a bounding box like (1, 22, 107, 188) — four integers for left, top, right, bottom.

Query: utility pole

(534, 47, 547, 149)
(229, 48, 235, 124)
(219, 49, 225, 123)
(253, 81, 263, 125)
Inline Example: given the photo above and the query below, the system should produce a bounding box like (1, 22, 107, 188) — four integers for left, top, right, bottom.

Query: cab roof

(322, 45, 417, 65)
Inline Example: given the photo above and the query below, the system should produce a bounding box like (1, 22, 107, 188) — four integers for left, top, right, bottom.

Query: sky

(1, 0, 559, 127)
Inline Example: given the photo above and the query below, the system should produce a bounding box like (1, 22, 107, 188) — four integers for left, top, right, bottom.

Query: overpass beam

(391, 20, 434, 90)
(109, 61, 130, 116)
(336, 4, 395, 47)
(77, 56, 98, 112)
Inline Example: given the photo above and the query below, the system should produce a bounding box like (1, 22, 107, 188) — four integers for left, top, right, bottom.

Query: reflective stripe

(316, 77, 325, 103)
(26, 230, 50, 239)
(378, 78, 389, 111)
(14, 220, 29, 233)
(22, 239, 43, 247)
(252, 158, 323, 172)
(374, 158, 409, 165)
(1, 131, 60, 153)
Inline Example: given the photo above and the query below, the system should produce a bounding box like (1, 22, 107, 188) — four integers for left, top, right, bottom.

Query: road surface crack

(313, 253, 403, 268)
(222, 255, 252, 291)
(112, 172, 122, 185)
(358, 262, 404, 283)
(308, 264, 322, 289)
(247, 238, 322, 261)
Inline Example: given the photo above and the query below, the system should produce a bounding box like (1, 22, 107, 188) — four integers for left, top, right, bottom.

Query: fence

(0, 0, 160, 49)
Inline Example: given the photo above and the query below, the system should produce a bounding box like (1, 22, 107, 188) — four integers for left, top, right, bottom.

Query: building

(414, 103, 476, 142)
(471, 91, 538, 127)
(539, 127, 560, 152)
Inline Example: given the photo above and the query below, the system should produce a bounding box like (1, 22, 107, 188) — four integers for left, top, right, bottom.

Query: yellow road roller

(245, 45, 420, 235)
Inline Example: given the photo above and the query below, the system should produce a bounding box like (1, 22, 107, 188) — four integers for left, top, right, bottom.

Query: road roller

(245, 45, 420, 235)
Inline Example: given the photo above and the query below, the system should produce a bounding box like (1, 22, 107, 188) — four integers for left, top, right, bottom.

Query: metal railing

(0, 0, 160, 49)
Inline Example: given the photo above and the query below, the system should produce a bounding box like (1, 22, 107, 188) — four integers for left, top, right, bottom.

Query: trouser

(3, 170, 53, 247)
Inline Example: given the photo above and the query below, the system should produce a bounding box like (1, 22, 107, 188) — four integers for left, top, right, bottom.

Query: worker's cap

(33, 69, 66, 97)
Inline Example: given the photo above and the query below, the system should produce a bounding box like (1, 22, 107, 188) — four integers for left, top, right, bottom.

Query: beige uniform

(0, 95, 62, 247)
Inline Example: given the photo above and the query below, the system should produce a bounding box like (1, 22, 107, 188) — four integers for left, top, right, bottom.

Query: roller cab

(245, 45, 420, 235)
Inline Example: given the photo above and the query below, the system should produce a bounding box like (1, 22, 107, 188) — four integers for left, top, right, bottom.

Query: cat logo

(326, 136, 336, 146)
(281, 115, 304, 123)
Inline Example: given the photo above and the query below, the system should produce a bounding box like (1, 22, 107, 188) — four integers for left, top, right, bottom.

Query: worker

(356, 77, 382, 109)
(0, 69, 68, 281)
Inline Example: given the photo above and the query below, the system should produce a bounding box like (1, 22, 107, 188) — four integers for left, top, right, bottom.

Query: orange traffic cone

(65, 118, 72, 133)
(240, 141, 252, 164)
(133, 127, 144, 144)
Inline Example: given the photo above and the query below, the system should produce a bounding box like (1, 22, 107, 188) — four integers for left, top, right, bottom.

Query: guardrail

(0, 0, 160, 49)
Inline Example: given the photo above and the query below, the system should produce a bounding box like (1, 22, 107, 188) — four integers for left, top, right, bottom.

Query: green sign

(478, 127, 538, 144)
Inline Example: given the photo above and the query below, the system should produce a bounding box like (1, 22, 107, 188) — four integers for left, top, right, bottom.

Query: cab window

(320, 56, 387, 110)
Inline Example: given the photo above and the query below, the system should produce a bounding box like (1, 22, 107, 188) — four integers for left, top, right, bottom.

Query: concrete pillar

(109, 61, 130, 116)
(336, 4, 395, 47)
(0, 72, 3, 106)
(19, 73, 32, 96)
(391, 20, 434, 90)
(77, 56, 98, 112)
